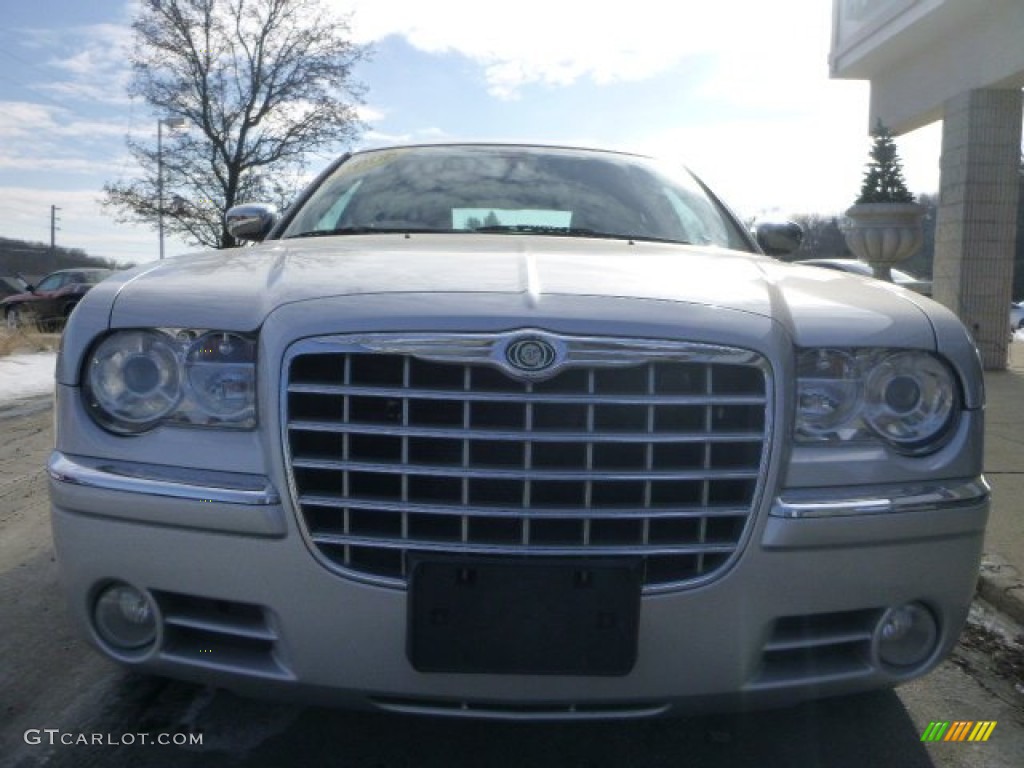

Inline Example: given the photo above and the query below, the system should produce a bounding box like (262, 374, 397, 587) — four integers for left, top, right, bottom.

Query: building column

(933, 88, 1022, 370)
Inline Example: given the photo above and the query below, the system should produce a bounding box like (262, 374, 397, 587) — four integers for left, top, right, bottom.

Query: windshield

(281, 145, 751, 250)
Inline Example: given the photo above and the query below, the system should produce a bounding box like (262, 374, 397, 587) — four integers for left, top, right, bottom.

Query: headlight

(794, 350, 861, 438)
(186, 332, 257, 420)
(85, 329, 256, 434)
(796, 348, 958, 455)
(862, 352, 956, 450)
(85, 331, 183, 432)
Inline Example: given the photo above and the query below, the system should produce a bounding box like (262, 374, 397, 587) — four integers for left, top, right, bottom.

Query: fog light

(875, 603, 938, 668)
(93, 583, 157, 651)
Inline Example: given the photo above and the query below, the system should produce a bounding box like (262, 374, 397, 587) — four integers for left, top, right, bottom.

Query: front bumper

(48, 450, 988, 719)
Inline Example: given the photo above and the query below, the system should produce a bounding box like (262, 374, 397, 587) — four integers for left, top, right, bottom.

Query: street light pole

(157, 117, 187, 260)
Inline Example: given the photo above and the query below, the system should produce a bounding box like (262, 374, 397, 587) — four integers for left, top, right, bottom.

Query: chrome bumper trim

(370, 697, 671, 721)
(47, 451, 280, 506)
(771, 477, 990, 519)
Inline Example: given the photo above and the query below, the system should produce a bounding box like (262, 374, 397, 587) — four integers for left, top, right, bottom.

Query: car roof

(47, 268, 112, 275)
(349, 142, 654, 162)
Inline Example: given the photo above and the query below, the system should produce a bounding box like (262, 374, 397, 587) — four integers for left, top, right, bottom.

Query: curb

(976, 553, 1024, 626)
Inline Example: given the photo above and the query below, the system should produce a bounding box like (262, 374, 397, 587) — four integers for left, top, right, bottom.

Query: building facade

(830, 0, 1024, 369)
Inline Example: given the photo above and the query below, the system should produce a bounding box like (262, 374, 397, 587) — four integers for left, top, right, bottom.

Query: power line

(0, 49, 88, 113)
(0, 43, 56, 77)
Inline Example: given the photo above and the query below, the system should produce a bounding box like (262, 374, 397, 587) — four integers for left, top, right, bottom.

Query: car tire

(58, 302, 79, 331)
(5, 306, 22, 331)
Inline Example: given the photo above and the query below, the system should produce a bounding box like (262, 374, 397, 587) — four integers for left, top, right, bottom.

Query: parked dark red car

(2, 268, 112, 331)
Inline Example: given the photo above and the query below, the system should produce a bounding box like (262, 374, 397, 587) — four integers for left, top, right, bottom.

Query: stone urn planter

(842, 202, 926, 281)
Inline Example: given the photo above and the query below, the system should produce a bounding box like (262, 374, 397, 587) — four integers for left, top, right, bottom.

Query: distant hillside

(0, 237, 130, 279)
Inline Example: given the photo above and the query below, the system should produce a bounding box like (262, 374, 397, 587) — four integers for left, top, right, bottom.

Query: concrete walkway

(978, 341, 1024, 623)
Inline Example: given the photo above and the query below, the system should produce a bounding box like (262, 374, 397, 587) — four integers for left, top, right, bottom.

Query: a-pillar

(933, 88, 1022, 370)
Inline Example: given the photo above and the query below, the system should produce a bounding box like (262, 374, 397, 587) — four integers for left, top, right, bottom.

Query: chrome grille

(283, 333, 772, 591)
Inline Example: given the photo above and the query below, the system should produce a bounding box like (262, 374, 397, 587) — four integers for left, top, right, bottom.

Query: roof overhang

(830, 0, 1024, 133)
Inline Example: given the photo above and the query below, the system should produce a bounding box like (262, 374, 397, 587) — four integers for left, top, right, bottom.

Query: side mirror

(754, 220, 803, 257)
(226, 204, 278, 243)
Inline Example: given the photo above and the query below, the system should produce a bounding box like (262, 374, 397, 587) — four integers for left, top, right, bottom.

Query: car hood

(103, 234, 936, 348)
(0, 286, 40, 304)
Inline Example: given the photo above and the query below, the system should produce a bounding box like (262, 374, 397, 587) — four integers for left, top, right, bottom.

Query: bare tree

(103, 0, 369, 249)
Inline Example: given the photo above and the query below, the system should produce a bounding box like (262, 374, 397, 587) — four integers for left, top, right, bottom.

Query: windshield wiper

(286, 224, 691, 246)
(472, 224, 606, 237)
(471, 225, 690, 245)
(287, 226, 448, 239)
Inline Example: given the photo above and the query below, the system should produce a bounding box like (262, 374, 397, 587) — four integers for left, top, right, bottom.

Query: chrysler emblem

(505, 337, 558, 373)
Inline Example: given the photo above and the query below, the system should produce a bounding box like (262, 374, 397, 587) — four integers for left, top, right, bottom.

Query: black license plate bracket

(408, 557, 642, 676)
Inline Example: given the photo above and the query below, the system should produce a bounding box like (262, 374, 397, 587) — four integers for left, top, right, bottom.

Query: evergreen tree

(856, 121, 916, 204)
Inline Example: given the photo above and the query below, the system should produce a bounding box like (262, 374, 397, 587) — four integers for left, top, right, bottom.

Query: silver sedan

(48, 144, 987, 719)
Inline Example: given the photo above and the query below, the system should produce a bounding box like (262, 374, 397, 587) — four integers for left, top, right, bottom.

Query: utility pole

(50, 205, 61, 271)
(157, 117, 187, 259)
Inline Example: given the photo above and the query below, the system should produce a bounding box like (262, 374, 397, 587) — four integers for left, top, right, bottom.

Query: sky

(0, 0, 944, 266)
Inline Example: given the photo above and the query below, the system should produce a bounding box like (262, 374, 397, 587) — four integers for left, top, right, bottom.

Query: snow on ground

(0, 352, 57, 402)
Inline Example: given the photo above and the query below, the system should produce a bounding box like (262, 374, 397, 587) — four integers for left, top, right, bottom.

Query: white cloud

(342, 0, 944, 217)
(39, 23, 134, 106)
(360, 124, 451, 148)
(630, 95, 941, 223)
(348, 0, 829, 99)
(39, 81, 134, 107)
(649, 126, 866, 220)
(0, 102, 61, 140)
(355, 105, 386, 123)
(0, 101, 121, 139)
(0, 185, 189, 265)
(0, 102, 133, 179)
(0, 156, 125, 176)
